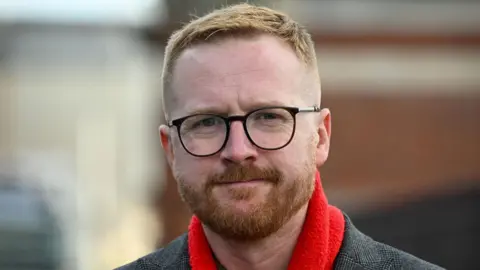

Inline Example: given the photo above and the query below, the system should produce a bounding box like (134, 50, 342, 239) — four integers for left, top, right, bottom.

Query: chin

(226, 199, 264, 213)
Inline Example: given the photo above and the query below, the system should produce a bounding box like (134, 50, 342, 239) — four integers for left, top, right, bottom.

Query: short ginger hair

(161, 3, 318, 120)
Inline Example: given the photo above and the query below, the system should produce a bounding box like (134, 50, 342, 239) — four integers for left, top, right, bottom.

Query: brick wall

(322, 92, 480, 212)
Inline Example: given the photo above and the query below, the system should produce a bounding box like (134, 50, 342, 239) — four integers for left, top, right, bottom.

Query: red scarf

(188, 171, 345, 270)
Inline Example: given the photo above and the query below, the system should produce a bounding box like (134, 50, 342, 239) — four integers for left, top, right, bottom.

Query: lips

(216, 178, 264, 185)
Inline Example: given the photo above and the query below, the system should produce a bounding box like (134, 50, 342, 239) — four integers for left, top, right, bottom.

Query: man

(117, 3, 443, 270)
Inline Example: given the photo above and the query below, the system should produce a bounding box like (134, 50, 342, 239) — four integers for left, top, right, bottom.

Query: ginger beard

(177, 159, 316, 241)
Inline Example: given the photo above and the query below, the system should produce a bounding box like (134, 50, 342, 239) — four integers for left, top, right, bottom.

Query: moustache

(207, 165, 281, 185)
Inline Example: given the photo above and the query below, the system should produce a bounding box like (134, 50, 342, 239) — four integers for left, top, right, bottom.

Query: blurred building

(0, 1, 165, 269)
(0, 172, 62, 270)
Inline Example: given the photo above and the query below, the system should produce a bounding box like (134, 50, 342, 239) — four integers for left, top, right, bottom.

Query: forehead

(170, 34, 307, 117)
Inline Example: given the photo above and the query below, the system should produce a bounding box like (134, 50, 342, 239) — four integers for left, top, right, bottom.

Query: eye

(194, 117, 220, 128)
(182, 115, 224, 133)
(247, 108, 293, 130)
(253, 110, 289, 123)
(258, 112, 279, 120)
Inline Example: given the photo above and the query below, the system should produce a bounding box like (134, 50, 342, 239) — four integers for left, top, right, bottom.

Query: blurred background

(0, 0, 479, 269)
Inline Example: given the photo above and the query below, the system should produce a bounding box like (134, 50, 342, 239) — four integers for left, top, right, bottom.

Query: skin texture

(159, 34, 331, 270)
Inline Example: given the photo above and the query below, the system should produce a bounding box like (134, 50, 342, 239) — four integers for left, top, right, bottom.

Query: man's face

(160, 35, 330, 241)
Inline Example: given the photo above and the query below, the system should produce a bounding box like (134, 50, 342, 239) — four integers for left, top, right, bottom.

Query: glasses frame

(168, 105, 321, 157)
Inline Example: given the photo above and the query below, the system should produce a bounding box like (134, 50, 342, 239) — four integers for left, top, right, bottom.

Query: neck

(204, 203, 309, 270)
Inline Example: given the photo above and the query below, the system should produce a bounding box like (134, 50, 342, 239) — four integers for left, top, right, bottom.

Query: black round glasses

(168, 106, 320, 157)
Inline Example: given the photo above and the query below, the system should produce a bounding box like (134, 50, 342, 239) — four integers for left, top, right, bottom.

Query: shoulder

(114, 234, 190, 270)
(335, 214, 445, 270)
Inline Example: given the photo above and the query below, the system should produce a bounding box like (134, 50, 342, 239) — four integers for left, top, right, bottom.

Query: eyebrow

(185, 100, 290, 116)
(184, 107, 226, 116)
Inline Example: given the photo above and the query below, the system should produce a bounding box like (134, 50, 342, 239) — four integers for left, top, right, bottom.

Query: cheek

(172, 149, 211, 188)
(294, 126, 318, 155)
(267, 143, 304, 173)
(290, 131, 314, 156)
(272, 132, 315, 171)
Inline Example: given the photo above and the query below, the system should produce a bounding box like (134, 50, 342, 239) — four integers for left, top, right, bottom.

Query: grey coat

(116, 214, 444, 270)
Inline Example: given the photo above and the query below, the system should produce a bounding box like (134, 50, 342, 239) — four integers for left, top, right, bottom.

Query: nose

(220, 121, 258, 164)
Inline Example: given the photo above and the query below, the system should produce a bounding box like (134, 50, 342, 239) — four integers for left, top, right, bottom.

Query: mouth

(216, 178, 265, 186)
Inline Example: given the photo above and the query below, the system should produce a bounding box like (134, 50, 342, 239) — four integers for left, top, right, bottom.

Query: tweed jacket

(116, 214, 444, 270)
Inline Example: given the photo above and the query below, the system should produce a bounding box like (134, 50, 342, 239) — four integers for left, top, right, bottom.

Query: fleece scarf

(188, 171, 345, 270)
